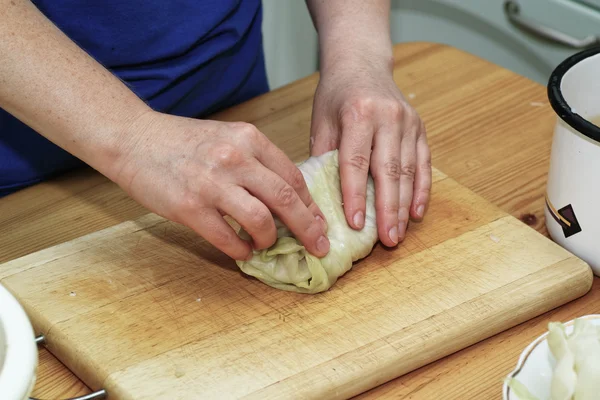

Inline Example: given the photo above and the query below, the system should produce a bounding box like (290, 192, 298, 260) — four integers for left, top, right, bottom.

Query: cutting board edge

(0, 282, 115, 390)
(0, 213, 166, 281)
(239, 256, 593, 400)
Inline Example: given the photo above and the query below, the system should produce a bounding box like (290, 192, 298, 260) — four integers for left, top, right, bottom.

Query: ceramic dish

(546, 45, 600, 276)
(0, 283, 37, 400)
(502, 314, 600, 400)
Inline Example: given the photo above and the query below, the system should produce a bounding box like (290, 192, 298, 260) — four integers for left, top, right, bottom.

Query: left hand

(309, 58, 432, 247)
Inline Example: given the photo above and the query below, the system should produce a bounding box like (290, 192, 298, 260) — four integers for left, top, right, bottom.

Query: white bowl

(0, 283, 37, 400)
(502, 314, 600, 400)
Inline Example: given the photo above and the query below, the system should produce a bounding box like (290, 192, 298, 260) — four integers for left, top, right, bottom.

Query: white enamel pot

(546, 46, 600, 276)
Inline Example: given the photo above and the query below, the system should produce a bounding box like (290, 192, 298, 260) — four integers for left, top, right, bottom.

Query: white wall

(261, 0, 319, 90)
(260, 0, 599, 88)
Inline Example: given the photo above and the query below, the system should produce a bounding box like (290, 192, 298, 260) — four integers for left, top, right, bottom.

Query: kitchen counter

(2, 42, 598, 400)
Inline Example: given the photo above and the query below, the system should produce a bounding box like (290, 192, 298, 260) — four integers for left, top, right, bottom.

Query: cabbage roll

(235, 149, 379, 294)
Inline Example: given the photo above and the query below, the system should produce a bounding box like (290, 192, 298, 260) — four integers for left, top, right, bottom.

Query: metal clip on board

(28, 335, 107, 400)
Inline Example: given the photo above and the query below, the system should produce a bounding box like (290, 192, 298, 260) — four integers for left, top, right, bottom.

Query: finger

(254, 140, 328, 230)
(240, 161, 330, 257)
(186, 207, 253, 261)
(218, 187, 277, 251)
(410, 122, 432, 221)
(398, 122, 418, 242)
(338, 118, 374, 231)
(370, 125, 401, 247)
(310, 126, 340, 157)
(309, 104, 339, 156)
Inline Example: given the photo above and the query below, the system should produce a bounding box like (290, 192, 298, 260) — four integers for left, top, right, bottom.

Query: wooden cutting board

(0, 164, 593, 399)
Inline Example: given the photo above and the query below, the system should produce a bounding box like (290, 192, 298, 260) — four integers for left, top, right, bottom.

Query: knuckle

(228, 121, 248, 129)
(202, 219, 236, 249)
(231, 121, 253, 133)
(320, 136, 339, 152)
(349, 191, 366, 201)
(400, 162, 417, 180)
(420, 146, 432, 167)
(178, 193, 200, 213)
(382, 158, 402, 181)
(208, 143, 245, 169)
(418, 187, 432, 197)
(404, 107, 419, 125)
(211, 229, 233, 248)
(288, 168, 306, 191)
(234, 122, 262, 142)
(249, 208, 272, 231)
(346, 153, 370, 172)
(226, 121, 244, 131)
(386, 101, 405, 121)
(398, 211, 409, 223)
(380, 203, 400, 215)
(421, 159, 432, 171)
(274, 184, 297, 208)
(341, 97, 376, 123)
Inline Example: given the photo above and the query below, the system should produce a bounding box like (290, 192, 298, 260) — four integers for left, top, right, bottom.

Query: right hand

(109, 111, 331, 261)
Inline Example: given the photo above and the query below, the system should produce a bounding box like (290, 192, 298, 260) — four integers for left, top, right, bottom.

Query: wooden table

(2, 42, 598, 400)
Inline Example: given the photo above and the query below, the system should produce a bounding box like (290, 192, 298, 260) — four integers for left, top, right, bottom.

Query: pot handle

(28, 335, 107, 400)
(504, 0, 600, 49)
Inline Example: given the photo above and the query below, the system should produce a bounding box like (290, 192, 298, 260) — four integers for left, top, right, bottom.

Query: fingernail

(316, 235, 330, 254)
(388, 225, 398, 245)
(353, 211, 364, 228)
(245, 251, 254, 261)
(416, 205, 425, 218)
(398, 222, 407, 241)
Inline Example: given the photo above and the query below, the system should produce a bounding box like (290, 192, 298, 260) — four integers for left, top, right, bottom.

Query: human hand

(310, 58, 432, 247)
(109, 111, 330, 261)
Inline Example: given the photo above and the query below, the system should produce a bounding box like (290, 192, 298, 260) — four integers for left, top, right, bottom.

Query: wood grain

(32, 348, 90, 399)
(1, 171, 591, 399)
(0, 42, 593, 399)
(357, 285, 600, 400)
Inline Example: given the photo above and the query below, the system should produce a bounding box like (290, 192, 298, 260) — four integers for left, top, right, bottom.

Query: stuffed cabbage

(235, 149, 379, 294)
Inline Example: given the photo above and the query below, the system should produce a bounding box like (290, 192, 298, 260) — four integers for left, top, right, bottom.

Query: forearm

(305, 0, 393, 73)
(0, 0, 151, 179)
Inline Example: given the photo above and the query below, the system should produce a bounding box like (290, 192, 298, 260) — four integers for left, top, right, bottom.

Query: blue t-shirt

(0, 0, 269, 197)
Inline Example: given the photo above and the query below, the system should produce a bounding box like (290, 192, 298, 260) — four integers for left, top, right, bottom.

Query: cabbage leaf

(235, 150, 379, 293)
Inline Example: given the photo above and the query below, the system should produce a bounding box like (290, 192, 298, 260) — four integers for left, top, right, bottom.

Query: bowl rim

(547, 46, 600, 143)
(0, 283, 37, 400)
(502, 314, 600, 400)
